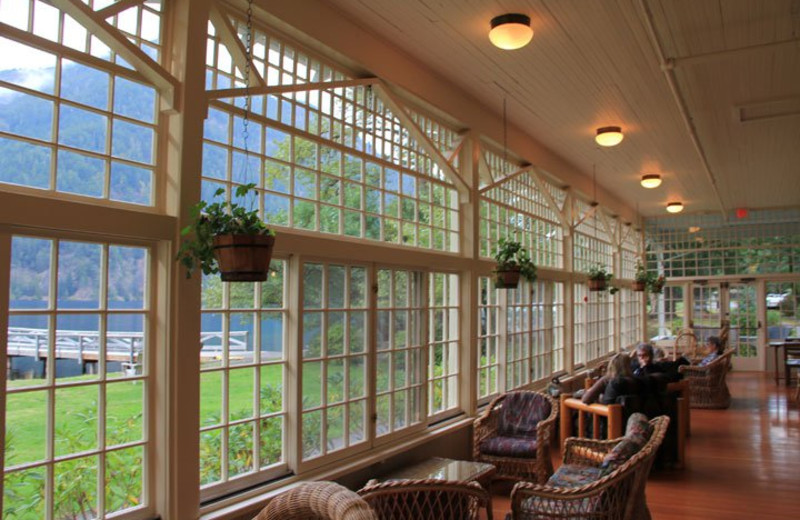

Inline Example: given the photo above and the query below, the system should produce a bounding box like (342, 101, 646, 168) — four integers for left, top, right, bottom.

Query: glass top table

(374, 457, 496, 520)
(378, 457, 496, 486)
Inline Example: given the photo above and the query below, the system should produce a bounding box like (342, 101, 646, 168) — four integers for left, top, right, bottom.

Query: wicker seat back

(473, 390, 558, 484)
(358, 479, 489, 520)
(254, 481, 377, 520)
(679, 348, 734, 408)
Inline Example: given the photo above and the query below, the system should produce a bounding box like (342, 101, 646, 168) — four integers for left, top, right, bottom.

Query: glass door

(689, 282, 761, 370)
(691, 283, 723, 345)
(728, 283, 760, 370)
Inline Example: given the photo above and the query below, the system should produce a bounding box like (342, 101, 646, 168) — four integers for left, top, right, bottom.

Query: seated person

(632, 342, 688, 381)
(698, 335, 724, 366)
(585, 353, 680, 468)
(582, 352, 639, 405)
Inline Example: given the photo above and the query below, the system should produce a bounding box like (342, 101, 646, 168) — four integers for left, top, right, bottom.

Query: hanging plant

(177, 183, 276, 282)
(587, 265, 618, 294)
(633, 261, 649, 291)
(649, 274, 666, 294)
(493, 238, 537, 289)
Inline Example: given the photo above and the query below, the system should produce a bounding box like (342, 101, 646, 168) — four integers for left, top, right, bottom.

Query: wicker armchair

(473, 390, 557, 484)
(254, 481, 377, 520)
(679, 348, 734, 409)
(509, 415, 669, 520)
(357, 479, 490, 520)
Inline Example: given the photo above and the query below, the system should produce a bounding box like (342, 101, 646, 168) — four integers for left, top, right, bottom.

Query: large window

(0, 1, 162, 205)
(477, 278, 564, 399)
(646, 209, 800, 277)
(4, 235, 151, 519)
(199, 261, 288, 498)
(375, 267, 425, 439)
(204, 18, 460, 252)
(479, 157, 564, 269)
(477, 277, 501, 401)
(300, 262, 369, 464)
(620, 288, 643, 349)
(428, 272, 460, 418)
(574, 283, 614, 364)
(647, 286, 684, 339)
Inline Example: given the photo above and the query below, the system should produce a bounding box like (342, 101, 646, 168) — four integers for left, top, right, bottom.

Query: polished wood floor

(486, 372, 800, 519)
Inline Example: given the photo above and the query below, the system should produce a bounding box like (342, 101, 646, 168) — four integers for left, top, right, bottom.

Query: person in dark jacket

(633, 342, 687, 380)
(582, 352, 639, 405)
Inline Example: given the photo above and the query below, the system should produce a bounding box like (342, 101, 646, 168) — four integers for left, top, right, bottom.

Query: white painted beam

(50, 0, 179, 111)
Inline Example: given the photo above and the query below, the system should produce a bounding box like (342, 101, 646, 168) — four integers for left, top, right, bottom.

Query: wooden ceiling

(322, 0, 800, 218)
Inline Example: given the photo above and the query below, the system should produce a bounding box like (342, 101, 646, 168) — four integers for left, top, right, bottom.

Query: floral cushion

(624, 412, 653, 442)
(498, 391, 551, 437)
(600, 437, 643, 471)
(480, 435, 538, 458)
(600, 413, 651, 471)
(546, 464, 605, 488)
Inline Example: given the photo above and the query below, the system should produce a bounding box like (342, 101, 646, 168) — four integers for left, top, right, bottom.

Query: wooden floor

(486, 372, 800, 519)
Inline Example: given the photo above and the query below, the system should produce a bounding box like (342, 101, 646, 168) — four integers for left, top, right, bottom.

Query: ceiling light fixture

(640, 174, 662, 189)
(666, 202, 684, 213)
(489, 14, 533, 50)
(595, 126, 624, 147)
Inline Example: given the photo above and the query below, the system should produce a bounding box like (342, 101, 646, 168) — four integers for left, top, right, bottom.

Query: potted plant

(493, 238, 537, 289)
(649, 274, 666, 294)
(587, 265, 618, 294)
(633, 261, 649, 292)
(177, 183, 276, 282)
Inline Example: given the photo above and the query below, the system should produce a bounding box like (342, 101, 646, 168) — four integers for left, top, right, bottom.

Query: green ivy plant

(587, 264, 618, 295)
(176, 183, 275, 278)
(634, 261, 666, 293)
(634, 261, 651, 284)
(493, 238, 538, 283)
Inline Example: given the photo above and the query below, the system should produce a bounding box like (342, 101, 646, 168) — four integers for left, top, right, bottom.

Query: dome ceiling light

(595, 126, 624, 147)
(489, 14, 533, 50)
(640, 174, 662, 189)
(666, 201, 684, 213)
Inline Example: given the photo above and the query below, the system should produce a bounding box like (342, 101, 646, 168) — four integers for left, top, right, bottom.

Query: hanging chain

(502, 97, 508, 168)
(242, 0, 254, 171)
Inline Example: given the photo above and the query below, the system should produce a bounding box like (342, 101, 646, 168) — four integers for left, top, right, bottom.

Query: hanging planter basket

(632, 281, 646, 292)
(588, 278, 607, 291)
(494, 267, 521, 289)
(212, 234, 275, 282)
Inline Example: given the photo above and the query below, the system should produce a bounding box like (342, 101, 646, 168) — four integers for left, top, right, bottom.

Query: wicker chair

(678, 348, 734, 409)
(509, 415, 669, 520)
(357, 479, 490, 520)
(254, 481, 377, 520)
(673, 329, 698, 362)
(473, 390, 558, 484)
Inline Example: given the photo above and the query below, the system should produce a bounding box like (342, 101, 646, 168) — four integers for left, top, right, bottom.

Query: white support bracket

(531, 167, 571, 232)
(573, 201, 599, 230)
(209, 3, 265, 89)
(50, 0, 179, 112)
(96, 0, 143, 19)
(206, 77, 380, 101)
(478, 165, 531, 193)
(373, 82, 470, 202)
(599, 211, 618, 247)
(444, 133, 466, 167)
(476, 145, 494, 187)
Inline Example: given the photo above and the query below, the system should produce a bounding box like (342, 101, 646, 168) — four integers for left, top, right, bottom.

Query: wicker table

(376, 457, 496, 519)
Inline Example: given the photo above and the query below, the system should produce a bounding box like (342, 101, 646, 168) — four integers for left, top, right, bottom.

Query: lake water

(7, 300, 283, 379)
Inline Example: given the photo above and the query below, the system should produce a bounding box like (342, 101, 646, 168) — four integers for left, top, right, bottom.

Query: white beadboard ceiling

(323, 0, 800, 218)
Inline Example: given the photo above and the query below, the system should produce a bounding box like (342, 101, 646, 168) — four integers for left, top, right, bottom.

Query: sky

(0, 0, 160, 72)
